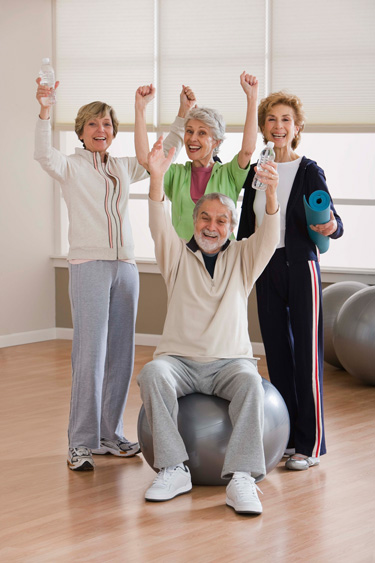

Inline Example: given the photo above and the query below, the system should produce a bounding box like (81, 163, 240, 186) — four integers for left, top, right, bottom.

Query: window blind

(55, 0, 155, 126)
(271, 0, 375, 126)
(54, 0, 375, 128)
(157, 0, 266, 126)
(54, 0, 265, 128)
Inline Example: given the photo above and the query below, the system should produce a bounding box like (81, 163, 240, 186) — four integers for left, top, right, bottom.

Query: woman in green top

(135, 72, 259, 240)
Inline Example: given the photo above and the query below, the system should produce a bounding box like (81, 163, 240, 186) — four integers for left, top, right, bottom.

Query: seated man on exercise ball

(137, 136, 280, 515)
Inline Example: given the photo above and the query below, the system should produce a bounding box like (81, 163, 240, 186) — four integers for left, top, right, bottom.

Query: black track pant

(256, 248, 326, 457)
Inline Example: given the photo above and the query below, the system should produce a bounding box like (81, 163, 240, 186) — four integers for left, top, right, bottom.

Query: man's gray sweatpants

(137, 355, 266, 481)
(68, 260, 139, 449)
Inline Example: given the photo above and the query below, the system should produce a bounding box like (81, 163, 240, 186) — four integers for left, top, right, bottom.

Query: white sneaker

(285, 455, 320, 471)
(67, 447, 95, 471)
(92, 438, 141, 457)
(226, 472, 263, 515)
(145, 464, 192, 502)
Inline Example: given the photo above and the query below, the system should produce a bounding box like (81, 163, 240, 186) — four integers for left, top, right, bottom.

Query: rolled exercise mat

(303, 190, 331, 253)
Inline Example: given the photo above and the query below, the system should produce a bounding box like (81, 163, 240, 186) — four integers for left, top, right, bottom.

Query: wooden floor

(0, 341, 374, 563)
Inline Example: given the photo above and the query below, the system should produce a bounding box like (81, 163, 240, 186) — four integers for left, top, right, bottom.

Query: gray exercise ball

(137, 378, 290, 485)
(333, 285, 375, 386)
(323, 281, 366, 368)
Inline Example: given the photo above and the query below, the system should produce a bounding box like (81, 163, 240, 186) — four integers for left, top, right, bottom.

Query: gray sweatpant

(68, 260, 139, 449)
(137, 355, 266, 480)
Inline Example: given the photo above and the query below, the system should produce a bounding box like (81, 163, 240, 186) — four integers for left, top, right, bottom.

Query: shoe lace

(72, 446, 91, 457)
(117, 438, 135, 448)
(152, 466, 178, 488)
(232, 474, 263, 499)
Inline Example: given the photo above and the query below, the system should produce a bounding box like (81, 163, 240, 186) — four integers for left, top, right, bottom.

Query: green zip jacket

(164, 154, 250, 240)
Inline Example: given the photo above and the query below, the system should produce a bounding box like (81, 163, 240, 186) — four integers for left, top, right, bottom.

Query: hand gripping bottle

(39, 58, 56, 107)
(252, 141, 275, 191)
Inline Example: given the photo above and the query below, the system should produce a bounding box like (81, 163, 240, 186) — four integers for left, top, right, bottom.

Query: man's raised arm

(148, 137, 176, 202)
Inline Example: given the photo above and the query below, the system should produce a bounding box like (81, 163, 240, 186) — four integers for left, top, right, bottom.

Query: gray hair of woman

(185, 107, 226, 156)
(193, 193, 238, 231)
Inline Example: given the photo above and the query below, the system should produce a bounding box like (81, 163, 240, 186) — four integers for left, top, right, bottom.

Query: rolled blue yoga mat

(303, 190, 331, 254)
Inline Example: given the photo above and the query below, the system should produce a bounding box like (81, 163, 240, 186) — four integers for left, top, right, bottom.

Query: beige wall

(55, 269, 263, 343)
(0, 0, 55, 340)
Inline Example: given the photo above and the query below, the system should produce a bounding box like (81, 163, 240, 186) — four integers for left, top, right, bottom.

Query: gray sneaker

(92, 438, 141, 457)
(67, 447, 95, 471)
(226, 472, 263, 515)
(145, 464, 192, 502)
(285, 455, 320, 471)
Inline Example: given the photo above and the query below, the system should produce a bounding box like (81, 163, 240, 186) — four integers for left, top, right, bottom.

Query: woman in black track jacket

(237, 91, 343, 471)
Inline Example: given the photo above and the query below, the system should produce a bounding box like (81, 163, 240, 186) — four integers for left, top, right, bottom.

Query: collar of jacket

(75, 147, 109, 168)
(186, 236, 231, 254)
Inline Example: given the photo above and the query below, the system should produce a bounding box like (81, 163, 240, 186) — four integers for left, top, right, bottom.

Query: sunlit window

(58, 130, 375, 268)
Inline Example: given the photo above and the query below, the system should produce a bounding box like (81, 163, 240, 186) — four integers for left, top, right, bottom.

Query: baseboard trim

(0, 329, 161, 348)
(0, 328, 57, 348)
(135, 333, 161, 347)
(252, 342, 265, 356)
(0, 329, 265, 356)
(54, 330, 161, 347)
(56, 328, 73, 340)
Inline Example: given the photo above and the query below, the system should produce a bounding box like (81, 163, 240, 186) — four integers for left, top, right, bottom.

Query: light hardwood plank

(0, 341, 374, 562)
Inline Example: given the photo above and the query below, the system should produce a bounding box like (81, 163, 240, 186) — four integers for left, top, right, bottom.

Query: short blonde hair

(258, 91, 305, 149)
(75, 101, 119, 141)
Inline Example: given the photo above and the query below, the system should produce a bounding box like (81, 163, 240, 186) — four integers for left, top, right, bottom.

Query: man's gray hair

(193, 193, 238, 230)
(185, 107, 226, 156)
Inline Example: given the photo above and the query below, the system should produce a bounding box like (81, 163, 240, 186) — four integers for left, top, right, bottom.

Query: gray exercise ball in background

(333, 286, 375, 386)
(323, 281, 366, 367)
(137, 378, 290, 486)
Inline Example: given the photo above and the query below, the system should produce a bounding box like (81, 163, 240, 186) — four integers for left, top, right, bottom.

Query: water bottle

(252, 141, 275, 191)
(39, 58, 56, 107)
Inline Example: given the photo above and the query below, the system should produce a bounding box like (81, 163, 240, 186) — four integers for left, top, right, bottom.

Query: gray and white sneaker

(92, 438, 141, 457)
(67, 447, 95, 471)
(226, 472, 263, 515)
(285, 455, 320, 471)
(145, 464, 192, 502)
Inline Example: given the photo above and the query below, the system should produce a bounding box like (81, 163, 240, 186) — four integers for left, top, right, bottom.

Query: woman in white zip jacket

(34, 78, 195, 471)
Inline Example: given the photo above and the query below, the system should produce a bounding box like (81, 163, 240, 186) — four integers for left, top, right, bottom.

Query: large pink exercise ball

(323, 281, 366, 367)
(333, 286, 375, 386)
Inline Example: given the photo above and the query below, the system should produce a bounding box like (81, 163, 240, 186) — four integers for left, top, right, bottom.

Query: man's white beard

(195, 229, 227, 254)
